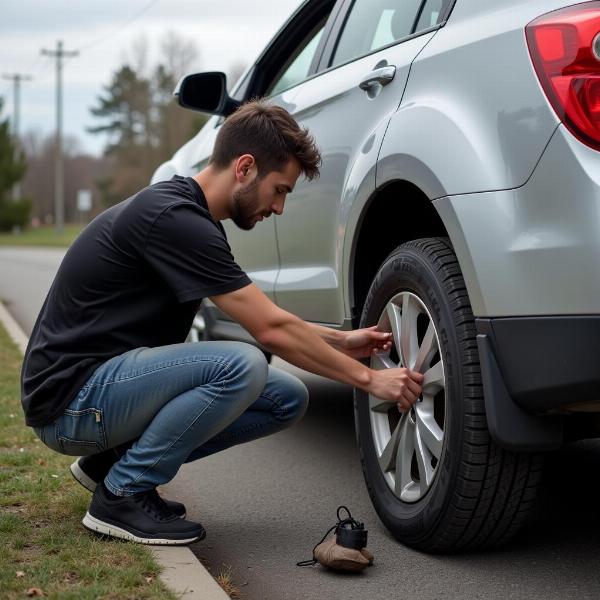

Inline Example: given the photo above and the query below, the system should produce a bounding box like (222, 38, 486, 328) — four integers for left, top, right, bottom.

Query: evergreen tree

(0, 98, 30, 231)
(88, 33, 208, 207)
(88, 66, 151, 152)
(0, 98, 27, 202)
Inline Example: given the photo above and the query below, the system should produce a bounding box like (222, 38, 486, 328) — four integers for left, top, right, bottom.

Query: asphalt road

(2, 246, 600, 600)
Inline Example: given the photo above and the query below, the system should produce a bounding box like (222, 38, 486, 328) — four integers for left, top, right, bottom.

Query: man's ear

(234, 154, 256, 182)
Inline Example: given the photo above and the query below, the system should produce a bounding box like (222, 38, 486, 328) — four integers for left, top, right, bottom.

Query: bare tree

(21, 129, 111, 222)
(89, 32, 208, 206)
(161, 30, 200, 80)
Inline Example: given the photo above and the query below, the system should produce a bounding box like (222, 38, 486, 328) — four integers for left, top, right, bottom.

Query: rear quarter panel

(376, 0, 577, 197)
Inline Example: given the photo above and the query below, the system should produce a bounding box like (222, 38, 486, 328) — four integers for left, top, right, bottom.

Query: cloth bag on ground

(297, 506, 374, 573)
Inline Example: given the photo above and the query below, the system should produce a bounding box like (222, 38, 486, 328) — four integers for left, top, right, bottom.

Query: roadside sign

(77, 189, 92, 212)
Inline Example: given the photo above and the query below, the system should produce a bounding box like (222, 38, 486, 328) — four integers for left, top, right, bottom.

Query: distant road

(0, 247, 66, 334)
(2, 245, 600, 600)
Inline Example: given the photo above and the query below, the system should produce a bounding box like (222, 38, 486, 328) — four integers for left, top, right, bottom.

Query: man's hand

(367, 368, 424, 412)
(340, 325, 393, 359)
(338, 326, 423, 409)
(209, 284, 423, 402)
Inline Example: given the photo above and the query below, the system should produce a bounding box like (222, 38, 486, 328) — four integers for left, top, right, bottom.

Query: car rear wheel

(355, 237, 544, 552)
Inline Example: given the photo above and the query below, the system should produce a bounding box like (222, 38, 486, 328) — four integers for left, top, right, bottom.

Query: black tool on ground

(296, 506, 373, 572)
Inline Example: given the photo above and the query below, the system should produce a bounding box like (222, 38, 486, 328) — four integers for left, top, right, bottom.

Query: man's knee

(222, 342, 269, 397)
(284, 377, 310, 425)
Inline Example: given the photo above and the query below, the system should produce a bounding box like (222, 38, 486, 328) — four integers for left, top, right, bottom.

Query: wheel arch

(348, 180, 448, 326)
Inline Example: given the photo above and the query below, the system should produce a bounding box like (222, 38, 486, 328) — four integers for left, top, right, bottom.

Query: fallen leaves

(25, 587, 44, 597)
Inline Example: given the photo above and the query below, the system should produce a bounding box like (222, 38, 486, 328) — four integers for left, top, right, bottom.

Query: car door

(199, 0, 342, 306)
(273, 0, 445, 325)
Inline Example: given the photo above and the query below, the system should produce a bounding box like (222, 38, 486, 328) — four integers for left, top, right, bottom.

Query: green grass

(0, 323, 177, 599)
(0, 225, 84, 248)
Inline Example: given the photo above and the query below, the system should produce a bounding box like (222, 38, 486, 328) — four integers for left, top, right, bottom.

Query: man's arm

(209, 284, 423, 408)
(307, 322, 393, 359)
(306, 322, 345, 349)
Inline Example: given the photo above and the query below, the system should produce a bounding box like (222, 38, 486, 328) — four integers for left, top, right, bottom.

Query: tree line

(88, 32, 211, 206)
(0, 32, 244, 231)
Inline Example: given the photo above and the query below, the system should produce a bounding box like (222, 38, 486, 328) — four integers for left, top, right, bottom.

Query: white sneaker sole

(82, 512, 202, 545)
(70, 459, 97, 492)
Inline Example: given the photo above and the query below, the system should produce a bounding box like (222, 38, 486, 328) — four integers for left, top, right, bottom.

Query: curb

(151, 547, 228, 600)
(0, 301, 28, 355)
(0, 300, 228, 600)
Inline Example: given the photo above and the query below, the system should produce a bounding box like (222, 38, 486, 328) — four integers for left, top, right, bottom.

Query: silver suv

(151, 0, 600, 552)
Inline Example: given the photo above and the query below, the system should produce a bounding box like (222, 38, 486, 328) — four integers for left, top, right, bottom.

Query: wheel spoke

(386, 302, 402, 355)
(416, 401, 443, 459)
(415, 424, 435, 494)
(394, 416, 415, 497)
(378, 412, 407, 472)
(371, 350, 397, 371)
(400, 294, 420, 369)
(422, 360, 444, 393)
(413, 321, 437, 373)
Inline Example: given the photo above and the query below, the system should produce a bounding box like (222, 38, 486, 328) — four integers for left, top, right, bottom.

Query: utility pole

(41, 41, 78, 234)
(2, 73, 32, 200)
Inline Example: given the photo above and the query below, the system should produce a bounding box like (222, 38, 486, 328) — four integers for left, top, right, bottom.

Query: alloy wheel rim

(369, 291, 446, 503)
(187, 314, 206, 343)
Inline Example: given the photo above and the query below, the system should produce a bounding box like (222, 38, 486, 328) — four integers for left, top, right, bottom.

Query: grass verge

(0, 322, 177, 599)
(0, 225, 84, 248)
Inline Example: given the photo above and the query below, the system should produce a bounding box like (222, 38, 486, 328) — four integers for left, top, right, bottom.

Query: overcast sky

(0, 0, 302, 156)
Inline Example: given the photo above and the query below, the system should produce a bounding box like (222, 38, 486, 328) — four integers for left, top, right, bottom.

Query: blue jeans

(33, 341, 309, 496)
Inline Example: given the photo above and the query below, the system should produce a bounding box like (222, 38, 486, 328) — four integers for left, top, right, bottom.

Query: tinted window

(331, 0, 423, 68)
(268, 21, 326, 96)
(415, 0, 445, 31)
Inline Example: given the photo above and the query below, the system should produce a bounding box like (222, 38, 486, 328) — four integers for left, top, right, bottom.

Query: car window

(267, 21, 326, 97)
(331, 0, 424, 68)
(415, 0, 446, 31)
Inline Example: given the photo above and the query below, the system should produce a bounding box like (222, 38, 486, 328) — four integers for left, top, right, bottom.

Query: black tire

(355, 237, 544, 552)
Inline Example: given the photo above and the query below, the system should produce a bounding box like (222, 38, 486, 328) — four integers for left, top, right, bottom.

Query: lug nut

(594, 32, 600, 60)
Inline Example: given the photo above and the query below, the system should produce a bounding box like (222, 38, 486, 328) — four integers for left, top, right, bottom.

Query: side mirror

(174, 72, 241, 116)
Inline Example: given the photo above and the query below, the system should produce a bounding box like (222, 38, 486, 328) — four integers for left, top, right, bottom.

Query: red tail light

(526, 2, 600, 151)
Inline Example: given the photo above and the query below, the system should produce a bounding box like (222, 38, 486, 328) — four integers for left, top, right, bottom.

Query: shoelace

(134, 489, 175, 521)
(297, 505, 363, 567)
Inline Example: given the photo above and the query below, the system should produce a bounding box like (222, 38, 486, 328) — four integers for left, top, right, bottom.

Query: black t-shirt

(20, 176, 252, 427)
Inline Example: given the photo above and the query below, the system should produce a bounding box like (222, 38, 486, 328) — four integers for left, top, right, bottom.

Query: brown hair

(209, 98, 321, 181)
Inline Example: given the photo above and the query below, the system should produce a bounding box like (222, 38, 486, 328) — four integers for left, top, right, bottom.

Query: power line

(77, 0, 160, 53)
(2, 0, 160, 95)
(22, 52, 46, 76)
(41, 41, 79, 235)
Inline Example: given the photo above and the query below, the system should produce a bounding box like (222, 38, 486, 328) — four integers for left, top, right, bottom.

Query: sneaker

(82, 483, 206, 545)
(70, 452, 187, 518)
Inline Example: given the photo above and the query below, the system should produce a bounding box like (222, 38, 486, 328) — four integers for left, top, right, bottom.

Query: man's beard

(231, 178, 261, 231)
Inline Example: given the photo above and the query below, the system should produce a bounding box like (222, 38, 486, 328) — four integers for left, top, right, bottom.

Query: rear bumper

(478, 316, 600, 412)
(476, 316, 600, 451)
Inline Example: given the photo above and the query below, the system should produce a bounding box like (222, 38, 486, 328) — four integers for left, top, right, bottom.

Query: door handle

(359, 65, 396, 91)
